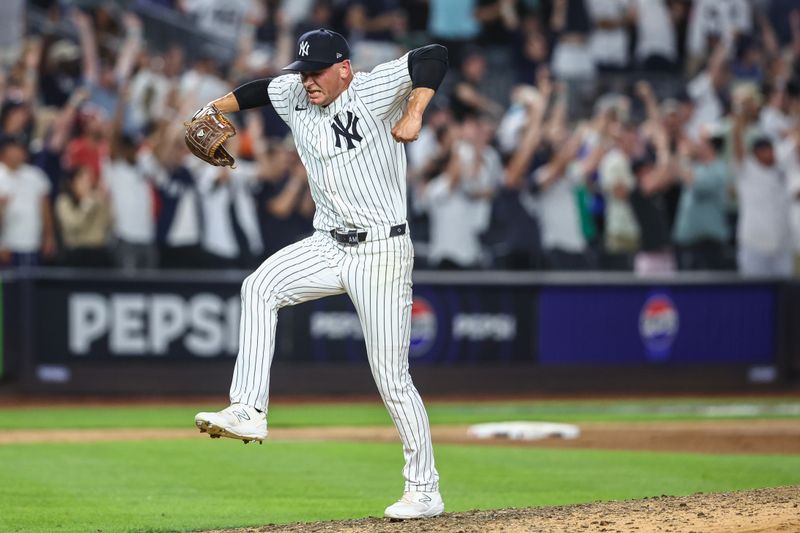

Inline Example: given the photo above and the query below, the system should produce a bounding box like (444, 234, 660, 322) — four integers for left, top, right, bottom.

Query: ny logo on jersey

(299, 40, 310, 57)
(331, 111, 363, 150)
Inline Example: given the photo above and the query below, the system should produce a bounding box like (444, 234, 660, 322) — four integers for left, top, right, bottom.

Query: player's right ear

(339, 59, 352, 79)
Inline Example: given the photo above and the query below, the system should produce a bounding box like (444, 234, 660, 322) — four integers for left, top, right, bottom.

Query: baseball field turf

(1, 397, 798, 532)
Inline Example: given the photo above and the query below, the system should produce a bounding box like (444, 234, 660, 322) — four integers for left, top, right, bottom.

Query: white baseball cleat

(195, 404, 267, 444)
(384, 490, 445, 519)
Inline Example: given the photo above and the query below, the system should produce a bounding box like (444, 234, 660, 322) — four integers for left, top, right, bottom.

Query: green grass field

(1, 396, 798, 429)
(1, 398, 799, 533)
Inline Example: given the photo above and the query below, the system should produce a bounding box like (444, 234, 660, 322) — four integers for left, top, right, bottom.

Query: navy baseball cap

(283, 29, 350, 72)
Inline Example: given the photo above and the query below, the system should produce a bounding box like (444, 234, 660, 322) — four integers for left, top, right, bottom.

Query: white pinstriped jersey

(267, 53, 413, 231)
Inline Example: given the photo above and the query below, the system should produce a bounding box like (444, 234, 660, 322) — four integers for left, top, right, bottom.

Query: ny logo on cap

(299, 41, 310, 57)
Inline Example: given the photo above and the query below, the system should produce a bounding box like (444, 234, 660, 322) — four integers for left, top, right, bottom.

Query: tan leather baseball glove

(184, 105, 236, 167)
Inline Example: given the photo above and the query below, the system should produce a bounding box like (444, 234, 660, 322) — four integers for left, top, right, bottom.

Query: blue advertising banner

(296, 285, 537, 365)
(33, 279, 243, 362)
(28, 278, 537, 365)
(538, 285, 777, 366)
(17, 273, 781, 371)
(6, 271, 790, 393)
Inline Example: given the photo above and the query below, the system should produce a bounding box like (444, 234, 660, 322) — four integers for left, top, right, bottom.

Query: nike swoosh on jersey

(295, 105, 308, 111)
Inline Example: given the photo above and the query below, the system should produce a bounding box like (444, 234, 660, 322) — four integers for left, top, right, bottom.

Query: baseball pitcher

(188, 29, 448, 519)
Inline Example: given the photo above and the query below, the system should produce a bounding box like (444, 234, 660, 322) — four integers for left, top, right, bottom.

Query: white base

(467, 421, 580, 441)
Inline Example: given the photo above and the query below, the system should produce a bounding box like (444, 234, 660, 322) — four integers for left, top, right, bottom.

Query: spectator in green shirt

(672, 130, 732, 270)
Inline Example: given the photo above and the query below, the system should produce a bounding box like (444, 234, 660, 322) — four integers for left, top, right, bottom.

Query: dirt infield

(215, 486, 800, 533)
(3, 420, 800, 454)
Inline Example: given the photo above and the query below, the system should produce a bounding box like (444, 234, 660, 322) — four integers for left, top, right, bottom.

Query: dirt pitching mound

(214, 486, 800, 533)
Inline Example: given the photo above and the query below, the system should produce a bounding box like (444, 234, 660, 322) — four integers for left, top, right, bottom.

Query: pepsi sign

(409, 297, 437, 358)
(638, 293, 679, 361)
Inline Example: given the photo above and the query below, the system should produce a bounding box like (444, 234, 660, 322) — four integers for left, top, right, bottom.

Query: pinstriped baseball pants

(229, 230, 440, 492)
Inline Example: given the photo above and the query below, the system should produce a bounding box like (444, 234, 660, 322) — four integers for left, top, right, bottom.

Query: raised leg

(230, 232, 344, 411)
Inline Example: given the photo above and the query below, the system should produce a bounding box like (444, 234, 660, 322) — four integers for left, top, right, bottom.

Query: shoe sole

(384, 504, 445, 520)
(195, 419, 266, 445)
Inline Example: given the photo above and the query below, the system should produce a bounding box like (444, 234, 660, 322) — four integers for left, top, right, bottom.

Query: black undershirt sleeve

(407, 44, 448, 91)
(232, 78, 273, 110)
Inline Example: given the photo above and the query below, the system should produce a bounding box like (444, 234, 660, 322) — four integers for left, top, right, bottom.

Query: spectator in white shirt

(103, 94, 157, 271)
(126, 46, 184, 135)
(420, 118, 500, 269)
(422, 154, 483, 268)
(686, 0, 752, 73)
(533, 129, 590, 270)
(686, 42, 731, 140)
(550, 0, 596, 81)
(777, 130, 800, 276)
(732, 108, 793, 277)
(628, 0, 678, 71)
(759, 81, 795, 144)
(497, 85, 542, 157)
(453, 115, 504, 231)
(585, 0, 631, 71)
(0, 135, 57, 268)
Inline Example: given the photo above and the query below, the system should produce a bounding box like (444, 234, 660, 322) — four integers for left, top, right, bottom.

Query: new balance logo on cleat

(419, 494, 432, 503)
(233, 409, 251, 422)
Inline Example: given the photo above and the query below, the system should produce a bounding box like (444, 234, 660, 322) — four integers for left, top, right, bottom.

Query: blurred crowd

(1, 0, 800, 277)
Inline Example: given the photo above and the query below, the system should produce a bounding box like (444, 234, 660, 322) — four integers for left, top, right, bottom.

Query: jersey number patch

(331, 111, 363, 150)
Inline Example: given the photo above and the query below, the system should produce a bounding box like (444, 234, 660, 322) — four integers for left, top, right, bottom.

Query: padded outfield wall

(0, 269, 796, 394)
